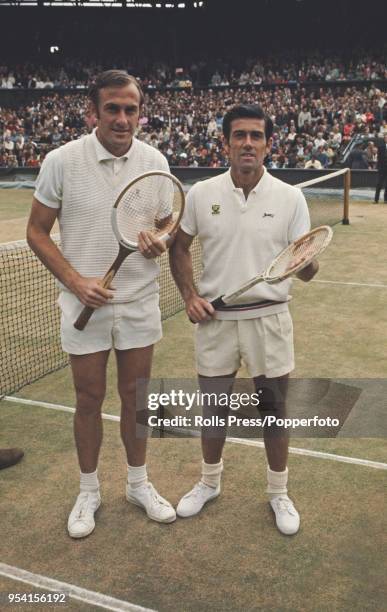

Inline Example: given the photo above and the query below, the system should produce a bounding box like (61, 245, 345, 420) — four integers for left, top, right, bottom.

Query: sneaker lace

(75, 493, 96, 519)
(148, 484, 169, 507)
(189, 482, 210, 498)
(274, 496, 296, 515)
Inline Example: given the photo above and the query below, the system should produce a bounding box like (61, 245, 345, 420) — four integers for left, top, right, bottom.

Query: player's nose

(116, 110, 129, 124)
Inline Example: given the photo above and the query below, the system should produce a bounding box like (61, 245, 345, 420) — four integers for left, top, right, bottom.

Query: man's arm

(26, 197, 114, 308)
(169, 228, 214, 323)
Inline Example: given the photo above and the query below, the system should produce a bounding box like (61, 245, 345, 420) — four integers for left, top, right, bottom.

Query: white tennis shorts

(57, 291, 162, 355)
(195, 312, 294, 378)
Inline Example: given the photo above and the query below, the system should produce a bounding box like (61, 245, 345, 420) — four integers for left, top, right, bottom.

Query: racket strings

(267, 227, 332, 279)
(116, 175, 182, 244)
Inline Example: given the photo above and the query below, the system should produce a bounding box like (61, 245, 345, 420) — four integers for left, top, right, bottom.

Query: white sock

(80, 470, 99, 494)
(127, 464, 148, 489)
(201, 459, 223, 489)
(266, 466, 288, 499)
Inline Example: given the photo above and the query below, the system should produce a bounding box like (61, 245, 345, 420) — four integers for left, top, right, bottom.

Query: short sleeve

(180, 183, 198, 237)
(33, 148, 63, 209)
(288, 189, 311, 243)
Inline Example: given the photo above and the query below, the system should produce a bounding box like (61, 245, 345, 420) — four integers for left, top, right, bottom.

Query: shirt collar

(226, 166, 268, 194)
(91, 128, 136, 163)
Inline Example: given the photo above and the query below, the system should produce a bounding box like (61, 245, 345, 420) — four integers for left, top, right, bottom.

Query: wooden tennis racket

(74, 170, 185, 330)
(211, 225, 333, 310)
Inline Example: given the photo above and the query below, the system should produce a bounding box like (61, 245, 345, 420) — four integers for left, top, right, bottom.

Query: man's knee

(118, 379, 139, 406)
(75, 385, 106, 413)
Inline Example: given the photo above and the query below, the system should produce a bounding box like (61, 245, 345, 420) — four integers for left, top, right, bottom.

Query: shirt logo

(211, 204, 221, 215)
(263, 212, 275, 218)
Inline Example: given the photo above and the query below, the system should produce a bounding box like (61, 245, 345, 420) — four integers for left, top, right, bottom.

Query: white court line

(226, 438, 387, 470)
(4, 396, 387, 471)
(0, 563, 156, 612)
(3, 395, 119, 422)
(308, 279, 387, 289)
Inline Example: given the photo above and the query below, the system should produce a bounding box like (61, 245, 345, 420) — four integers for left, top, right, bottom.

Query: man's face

(224, 118, 272, 176)
(92, 83, 141, 156)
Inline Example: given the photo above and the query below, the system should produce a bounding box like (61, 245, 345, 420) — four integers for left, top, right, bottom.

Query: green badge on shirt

(211, 204, 221, 215)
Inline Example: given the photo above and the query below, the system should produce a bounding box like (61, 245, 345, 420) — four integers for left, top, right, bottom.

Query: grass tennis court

(1, 188, 386, 611)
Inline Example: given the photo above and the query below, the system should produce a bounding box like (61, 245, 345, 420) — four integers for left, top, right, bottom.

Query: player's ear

(87, 100, 99, 123)
(265, 136, 273, 154)
(222, 134, 230, 155)
(84, 106, 97, 131)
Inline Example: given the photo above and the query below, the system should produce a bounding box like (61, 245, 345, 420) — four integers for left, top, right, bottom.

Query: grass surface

(0, 189, 59, 243)
(1, 403, 386, 612)
(1, 192, 387, 611)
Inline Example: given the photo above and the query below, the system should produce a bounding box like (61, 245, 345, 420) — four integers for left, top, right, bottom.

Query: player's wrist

(183, 289, 199, 303)
(66, 270, 85, 294)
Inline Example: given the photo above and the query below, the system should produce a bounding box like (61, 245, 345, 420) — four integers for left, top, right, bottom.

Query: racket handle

(188, 295, 224, 324)
(73, 265, 119, 331)
(210, 296, 226, 310)
(74, 306, 95, 331)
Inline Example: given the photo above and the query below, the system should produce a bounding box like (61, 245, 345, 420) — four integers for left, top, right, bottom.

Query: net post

(343, 169, 351, 225)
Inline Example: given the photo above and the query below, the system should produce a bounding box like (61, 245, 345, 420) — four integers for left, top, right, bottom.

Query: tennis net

(0, 235, 202, 399)
(0, 168, 350, 398)
(296, 168, 350, 227)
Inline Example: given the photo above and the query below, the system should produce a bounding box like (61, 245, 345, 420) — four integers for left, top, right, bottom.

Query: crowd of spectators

(1, 82, 386, 170)
(1, 51, 386, 91)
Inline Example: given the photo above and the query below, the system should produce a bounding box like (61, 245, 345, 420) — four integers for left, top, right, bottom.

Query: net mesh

(0, 234, 202, 399)
(0, 170, 348, 399)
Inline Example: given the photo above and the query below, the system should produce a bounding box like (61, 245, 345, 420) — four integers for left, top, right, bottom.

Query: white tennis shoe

(270, 495, 300, 535)
(176, 481, 220, 518)
(67, 491, 101, 539)
(126, 482, 176, 523)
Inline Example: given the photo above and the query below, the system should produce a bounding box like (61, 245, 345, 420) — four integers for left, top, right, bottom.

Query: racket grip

(210, 296, 226, 310)
(74, 306, 95, 331)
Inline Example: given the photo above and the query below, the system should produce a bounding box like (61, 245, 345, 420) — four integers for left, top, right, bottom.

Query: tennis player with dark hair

(27, 70, 176, 538)
(170, 104, 319, 535)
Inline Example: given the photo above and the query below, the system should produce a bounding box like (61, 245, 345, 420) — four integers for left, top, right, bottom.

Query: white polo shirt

(181, 168, 310, 320)
(34, 131, 170, 303)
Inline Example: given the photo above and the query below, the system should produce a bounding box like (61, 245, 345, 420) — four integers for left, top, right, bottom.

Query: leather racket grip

(73, 272, 115, 331)
(189, 295, 225, 324)
(74, 306, 95, 331)
(73, 248, 127, 331)
(210, 296, 226, 309)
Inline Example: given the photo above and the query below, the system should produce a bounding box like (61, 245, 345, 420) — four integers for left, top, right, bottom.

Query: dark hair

(88, 70, 144, 108)
(222, 104, 273, 142)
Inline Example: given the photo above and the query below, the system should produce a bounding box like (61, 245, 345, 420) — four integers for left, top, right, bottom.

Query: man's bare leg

(254, 374, 289, 472)
(177, 373, 236, 518)
(116, 345, 176, 523)
(67, 350, 109, 538)
(115, 345, 154, 466)
(70, 350, 110, 473)
(200, 372, 236, 463)
(254, 374, 300, 535)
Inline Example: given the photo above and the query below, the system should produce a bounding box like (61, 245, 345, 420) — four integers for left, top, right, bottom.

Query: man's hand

(296, 259, 319, 282)
(138, 230, 167, 259)
(70, 276, 115, 308)
(185, 294, 215, 323)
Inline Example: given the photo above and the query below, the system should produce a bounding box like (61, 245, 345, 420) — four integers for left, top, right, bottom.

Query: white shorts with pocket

(195, 312, 294, 378)
(58, 291, 162, 355)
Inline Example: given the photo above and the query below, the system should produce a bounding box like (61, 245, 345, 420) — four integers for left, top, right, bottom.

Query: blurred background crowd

(1, 80, 385, 169)
(0, 0, 386, 170)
